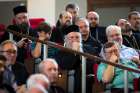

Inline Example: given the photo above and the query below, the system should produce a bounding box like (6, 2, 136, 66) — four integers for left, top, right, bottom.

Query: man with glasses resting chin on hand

(97, 41, 140, 93)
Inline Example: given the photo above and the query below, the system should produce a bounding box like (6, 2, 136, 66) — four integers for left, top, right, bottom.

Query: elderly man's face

(107, 30, 122, 45)
(15, 12, 29, 25)
(2, 43, 17, 66)
(60, 12, 72, 26)
(43, 61, 58, 84)
(87, 12, 99, 27)
(67, 32, 81, 44)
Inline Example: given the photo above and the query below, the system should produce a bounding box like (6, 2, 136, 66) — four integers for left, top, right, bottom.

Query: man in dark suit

(0, 40, 28, 91)
(86, 11, 107, 44)
(76, 18, 102, 93)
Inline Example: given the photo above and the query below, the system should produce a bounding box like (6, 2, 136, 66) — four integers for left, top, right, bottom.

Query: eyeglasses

(0, 49, 17, 54)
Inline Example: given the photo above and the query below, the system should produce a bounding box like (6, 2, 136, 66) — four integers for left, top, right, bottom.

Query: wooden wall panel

(87, 0, 140, 11)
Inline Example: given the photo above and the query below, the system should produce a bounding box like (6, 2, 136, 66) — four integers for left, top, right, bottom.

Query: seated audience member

(27, 74, 50, 91)
(39, 58, 65, 93)
(65, 3, 80, 24)
(76, 18, 102, 93)
(97, 41, 139, 93)
(55, 25, 83, 93)
(105, 25, 140, 65)
(0, 40, 29, 91)
(31, 22, 58, 60)
(117, 19, 140, 50)
(128, 11, 140, 33)
(7, 5, 36, 63)
(86, 11, 107, 44)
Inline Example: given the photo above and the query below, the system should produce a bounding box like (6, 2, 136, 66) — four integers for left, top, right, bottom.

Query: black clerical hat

(64, 25, 80, 35)
(13, 5, 27, 15)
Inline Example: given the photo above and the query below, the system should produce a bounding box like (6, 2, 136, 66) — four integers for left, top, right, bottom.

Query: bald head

(86, 11, 99, 27)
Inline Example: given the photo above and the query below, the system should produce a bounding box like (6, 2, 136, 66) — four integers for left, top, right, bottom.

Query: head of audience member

(27, 84, 48, 93)
(76, 18, 90, 41)
(86, 11, 99, 27)
(122, 22, 133, 36)
(64, 25, 82, 51)
(65, 3, 79, 22)
(116, 19, 127, 30)
(128, 11, 140, 31)
(101, 42, 120, 61)
(27, 74, 49, 90)
(116, 19, 133, 36)
(39, 59, 58, 86)
(36, 22, 52, 41)
(106, 25, 122, 46)
(0, 40, 17, 66)
(13, 5, 30, 31)
(58, 11, 72, 27)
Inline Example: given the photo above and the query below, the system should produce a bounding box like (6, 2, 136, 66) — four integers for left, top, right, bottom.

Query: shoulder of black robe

(12, 62, 29, 86)
(0, 31, 9, 44)
(7, 25, 37, 41)
(55, 50, 81, 70)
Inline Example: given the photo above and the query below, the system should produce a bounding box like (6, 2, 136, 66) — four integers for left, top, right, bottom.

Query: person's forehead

(131, 14, 139, 18)
(62, 12, 72, 17)
(67, 8, 77, 11)
(68, 32, 80, 36)
(44, 61, 58, 68)
(105, 45, 117, 51)
(78, 20, 88, 25)
(16, 12, 28, 17)
(3, 43, 17, 50)
(118, 19, 127, 23)
(108, 29, 120, 35)
(88, 12, 98, 18)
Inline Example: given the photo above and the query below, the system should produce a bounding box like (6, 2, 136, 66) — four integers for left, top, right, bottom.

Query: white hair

(106, 25, 121, 36)
(26, 74, 49, 89)
(27, 84, 48, 93)
(38, 58, 58, 73)
(64, 32, 83, 52)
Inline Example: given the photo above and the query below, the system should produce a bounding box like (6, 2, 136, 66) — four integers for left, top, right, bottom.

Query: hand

(131, 56, 140, 64)
(109, 54, 118, 63)
(17, 38, 31, 48)
(72, 42, 81, 51)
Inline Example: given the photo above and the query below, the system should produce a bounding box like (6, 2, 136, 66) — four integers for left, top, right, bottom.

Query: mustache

(65, 20, 72, 25)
